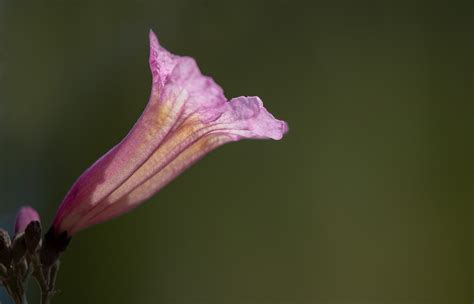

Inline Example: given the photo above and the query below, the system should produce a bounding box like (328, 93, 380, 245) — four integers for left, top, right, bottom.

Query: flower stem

(32, 256, 52, 304)
(41, 292, 51, 304)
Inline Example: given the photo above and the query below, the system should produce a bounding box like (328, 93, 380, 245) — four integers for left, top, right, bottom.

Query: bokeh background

(0, 1, 473, 303)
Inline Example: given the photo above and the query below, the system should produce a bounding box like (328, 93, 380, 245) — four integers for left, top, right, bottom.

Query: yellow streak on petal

(71, 107, 206, 232)
(142, 90, 188, 143)
(105, 115, 205, 203)
(63, 90, 189, 233)
(70, 133, 232, 234)
(87, 89, 187, 204)
(124, 133, 232, 206)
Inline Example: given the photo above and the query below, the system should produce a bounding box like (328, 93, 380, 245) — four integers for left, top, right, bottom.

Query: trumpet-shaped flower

(52, 31, 288, 236)
(14, 206, 40, 235)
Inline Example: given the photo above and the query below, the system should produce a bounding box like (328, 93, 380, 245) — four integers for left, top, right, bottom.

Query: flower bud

(24, 221, 42, 253)
(11, 234, 27, 263)
(15, 207, 40, 235)
(0, 263, 7, 278)
(0, 229, 12, 266)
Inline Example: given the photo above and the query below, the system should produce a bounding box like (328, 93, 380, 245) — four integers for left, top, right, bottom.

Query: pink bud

(14, 207, 40, 235)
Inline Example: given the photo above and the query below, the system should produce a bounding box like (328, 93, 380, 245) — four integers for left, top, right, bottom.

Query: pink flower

(52, 30, 288, 236)
(15, 206, 40, 235)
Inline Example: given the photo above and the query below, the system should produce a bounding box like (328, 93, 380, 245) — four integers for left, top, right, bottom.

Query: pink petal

(15, 206, 40, 235)
(53, 30, 288, 235)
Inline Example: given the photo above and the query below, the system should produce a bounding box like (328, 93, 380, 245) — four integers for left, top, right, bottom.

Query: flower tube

(52, 31, 288, 236)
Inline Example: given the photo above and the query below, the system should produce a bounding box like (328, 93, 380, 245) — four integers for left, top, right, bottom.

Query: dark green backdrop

(0, 1, 473, 303)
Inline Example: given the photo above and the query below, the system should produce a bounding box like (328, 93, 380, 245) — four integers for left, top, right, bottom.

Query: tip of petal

(273, 120, 289, 140)
(148, 29, 178, 90)
(149, 29, 159, 48)
(224, 96, 288, 141)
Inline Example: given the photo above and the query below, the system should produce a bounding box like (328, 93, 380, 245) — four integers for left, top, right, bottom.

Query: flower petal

(53, 31, 288, 235)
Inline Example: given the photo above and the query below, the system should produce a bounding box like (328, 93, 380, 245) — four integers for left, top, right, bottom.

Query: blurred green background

(0, 0, 473, 303)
